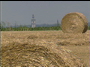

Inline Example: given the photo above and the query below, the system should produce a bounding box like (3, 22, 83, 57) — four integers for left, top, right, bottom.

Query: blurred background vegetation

(0, 21, 90, 31)
(0, 21, 61, 31)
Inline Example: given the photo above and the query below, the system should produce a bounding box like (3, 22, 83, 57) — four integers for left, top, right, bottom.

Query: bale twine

(61, 12, 88, 33)
(2, 42, 86, 67)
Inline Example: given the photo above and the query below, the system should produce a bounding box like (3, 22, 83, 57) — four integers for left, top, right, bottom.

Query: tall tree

(1, 21, 6, 28)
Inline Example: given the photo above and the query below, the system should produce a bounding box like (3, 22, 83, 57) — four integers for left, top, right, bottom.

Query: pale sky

(1, 1, 90, 26)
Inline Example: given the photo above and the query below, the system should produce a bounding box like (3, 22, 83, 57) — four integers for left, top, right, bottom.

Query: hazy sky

(1, 1, 90, 26)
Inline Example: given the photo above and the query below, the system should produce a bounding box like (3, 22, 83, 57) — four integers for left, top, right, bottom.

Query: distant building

(31, 14, 36, 28)
(57, 19, 60, 26)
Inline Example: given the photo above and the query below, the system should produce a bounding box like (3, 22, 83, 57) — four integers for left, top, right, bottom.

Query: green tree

(1, 21, 6, 28)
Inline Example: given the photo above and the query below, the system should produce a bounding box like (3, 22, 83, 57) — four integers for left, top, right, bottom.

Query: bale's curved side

(61, 12, 88, 33)
(2, 43, 86, 67)
(75, 12, 88, 33)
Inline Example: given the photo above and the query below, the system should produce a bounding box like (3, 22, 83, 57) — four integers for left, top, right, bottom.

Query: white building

(31, 14, 36, 28)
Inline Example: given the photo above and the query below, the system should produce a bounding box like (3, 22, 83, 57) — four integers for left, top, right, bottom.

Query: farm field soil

(1, 30, 90, 67)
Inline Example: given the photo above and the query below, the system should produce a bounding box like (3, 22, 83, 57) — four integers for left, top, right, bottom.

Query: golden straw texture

(2, 42, 86, 67)
(61, 12, 88, 33)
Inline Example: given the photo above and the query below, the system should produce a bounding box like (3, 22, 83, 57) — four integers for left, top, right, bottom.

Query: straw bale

(2, 42, 86, 67)
(61, 12, 88, 33)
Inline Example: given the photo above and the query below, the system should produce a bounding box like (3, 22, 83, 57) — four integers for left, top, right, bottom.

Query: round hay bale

(2, 42, 86, 67)
(61, 12, 88, 33)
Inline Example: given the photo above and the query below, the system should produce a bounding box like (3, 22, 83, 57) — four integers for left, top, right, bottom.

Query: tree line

(0, 21, 61, 31)
(0, 26, 61, 31)
(0, 21, 90, 31)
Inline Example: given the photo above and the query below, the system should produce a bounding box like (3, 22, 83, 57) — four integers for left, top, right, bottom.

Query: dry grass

(1, 30, 90, 67)
(2, 42, 85, 67)
(64, 45, 90, 67)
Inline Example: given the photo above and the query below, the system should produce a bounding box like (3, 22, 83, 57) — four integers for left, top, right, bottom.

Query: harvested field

(1, 30, 90, 67)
